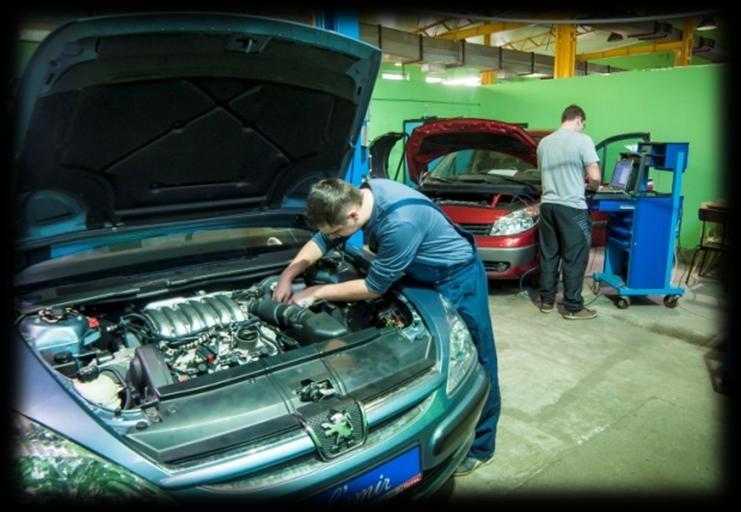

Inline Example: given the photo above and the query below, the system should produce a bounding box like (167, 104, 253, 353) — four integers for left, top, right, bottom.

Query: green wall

(475, 64, 726, 249)
(592, 51, 711, 70)
(366, 64, 725, 248)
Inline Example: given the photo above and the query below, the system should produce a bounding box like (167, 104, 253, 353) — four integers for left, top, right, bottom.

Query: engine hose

(123, 313, 158, 332)
(248, 299, 311, 329)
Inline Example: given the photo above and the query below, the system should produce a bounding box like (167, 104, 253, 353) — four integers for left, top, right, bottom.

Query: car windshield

(425, 149, 539, 184)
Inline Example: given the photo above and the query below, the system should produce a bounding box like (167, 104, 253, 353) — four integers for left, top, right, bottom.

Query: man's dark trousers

(435, 258, 500, 461)
(538, 202, 592, 312)
(370, 196, 500, 461)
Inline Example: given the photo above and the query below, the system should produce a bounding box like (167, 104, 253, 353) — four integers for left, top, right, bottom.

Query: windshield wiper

(455, 175, 490, 183)
(484, 174, 528, 185)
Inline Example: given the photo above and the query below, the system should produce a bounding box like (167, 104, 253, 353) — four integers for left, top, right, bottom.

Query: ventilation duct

(360, 23, 623, 77)
(598, 21, 681, 41)
(692, 36, 726, 62)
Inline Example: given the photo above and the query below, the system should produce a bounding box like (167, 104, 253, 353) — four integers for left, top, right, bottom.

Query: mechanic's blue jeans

(435, 257, 501, 461)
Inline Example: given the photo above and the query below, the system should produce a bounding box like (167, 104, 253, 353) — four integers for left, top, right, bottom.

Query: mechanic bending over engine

(274, 177, 500, 477)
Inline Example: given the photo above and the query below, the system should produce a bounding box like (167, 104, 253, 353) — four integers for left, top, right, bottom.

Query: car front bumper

(477, 244, 537, 279)
(167, 362, 489, 503)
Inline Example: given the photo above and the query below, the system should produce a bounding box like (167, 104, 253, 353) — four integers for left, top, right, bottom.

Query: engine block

(142, 293, 248, 338)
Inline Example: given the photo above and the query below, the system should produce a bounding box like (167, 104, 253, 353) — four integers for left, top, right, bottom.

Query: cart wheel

(663, 295, 680, 308)
(616, 297, 630, 309)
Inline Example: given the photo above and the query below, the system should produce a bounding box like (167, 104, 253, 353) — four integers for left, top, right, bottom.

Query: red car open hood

(405, 118, 538, 182)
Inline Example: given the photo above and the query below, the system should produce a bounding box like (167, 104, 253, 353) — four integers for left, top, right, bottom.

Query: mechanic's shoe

(562, 307, 598, 320)
(453, 456, 492, 477)
(539, 302, 554, 313)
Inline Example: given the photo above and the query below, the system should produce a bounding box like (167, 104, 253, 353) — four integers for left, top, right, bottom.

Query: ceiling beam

(436, 22, 527, 40)
(576, 40, 684, 62)
(502, 29, 553, 51)
(500, 26, 593, 52)
(416, 17, 452, 33)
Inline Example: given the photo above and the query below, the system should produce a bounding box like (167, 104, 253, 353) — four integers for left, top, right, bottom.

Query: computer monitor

(609, 159, 635, 190)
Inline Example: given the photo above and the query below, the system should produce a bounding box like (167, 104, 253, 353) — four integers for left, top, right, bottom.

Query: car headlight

(11, 412, 173, 502)
(441, 296, 478, 396)
(489, 205, 540, 236)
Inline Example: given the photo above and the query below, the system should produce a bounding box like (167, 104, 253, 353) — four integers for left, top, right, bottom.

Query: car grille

(201, 392, 436, 492)
(458, 223, 492, 236)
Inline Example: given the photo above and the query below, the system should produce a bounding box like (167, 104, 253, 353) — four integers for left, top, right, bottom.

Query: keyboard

(588, 189, 631, 200)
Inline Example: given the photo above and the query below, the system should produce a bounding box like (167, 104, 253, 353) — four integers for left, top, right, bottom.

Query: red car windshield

(427, 149, 540, 184)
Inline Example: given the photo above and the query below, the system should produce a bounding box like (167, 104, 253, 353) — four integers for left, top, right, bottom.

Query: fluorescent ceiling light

(696, 16, 718, 31)
(441, 77, 481, 86)
(425, 76, 444, 83)
(381, 73, 405, 80)
(421, 63, 447, 73)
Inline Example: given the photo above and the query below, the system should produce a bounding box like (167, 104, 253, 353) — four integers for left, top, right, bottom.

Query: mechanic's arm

(290, 220, 423, 306)
(585, 162, 601, 192)
(301, 279, 381, 303)
(274, 239, 325, 301)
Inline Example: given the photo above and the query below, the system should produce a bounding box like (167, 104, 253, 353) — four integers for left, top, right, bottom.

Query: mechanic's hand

(272, 276, 294, 303)
(289, 286, 322, 308)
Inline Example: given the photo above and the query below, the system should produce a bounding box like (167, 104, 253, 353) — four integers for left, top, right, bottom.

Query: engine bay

(17, 256, 422, 414)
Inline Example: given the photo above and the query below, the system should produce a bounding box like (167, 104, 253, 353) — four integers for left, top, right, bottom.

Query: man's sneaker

(562, 307, 598, 320)
(453, 456, 492, 477)
(539, 302, 554, 313)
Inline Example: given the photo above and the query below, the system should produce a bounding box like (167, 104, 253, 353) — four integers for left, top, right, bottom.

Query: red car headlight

(489, 206, 540, 236)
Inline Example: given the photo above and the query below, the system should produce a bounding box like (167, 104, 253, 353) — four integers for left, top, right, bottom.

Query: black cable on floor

(518, 265, 538, 296)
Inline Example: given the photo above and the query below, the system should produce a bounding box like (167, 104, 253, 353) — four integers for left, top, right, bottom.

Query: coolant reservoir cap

(40, 307, 67, 323)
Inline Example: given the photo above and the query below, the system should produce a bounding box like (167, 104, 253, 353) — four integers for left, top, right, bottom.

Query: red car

(371, 118, 649, 280)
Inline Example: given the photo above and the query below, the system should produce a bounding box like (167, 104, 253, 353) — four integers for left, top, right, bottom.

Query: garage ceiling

(359, 8, 726, 77)
(14, 7, 726, 81)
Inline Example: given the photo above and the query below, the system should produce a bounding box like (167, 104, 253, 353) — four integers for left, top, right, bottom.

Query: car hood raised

(13, 13, 380, 235)
(405, 118, 538, 183)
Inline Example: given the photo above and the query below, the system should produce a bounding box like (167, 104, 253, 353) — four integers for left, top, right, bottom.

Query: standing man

(273, 177, 500, 476)
(537, 104, 601, 319)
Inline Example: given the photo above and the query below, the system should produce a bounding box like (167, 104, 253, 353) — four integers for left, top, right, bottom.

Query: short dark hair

(561, 104, 586, 123)
(305, 178, 364, 228)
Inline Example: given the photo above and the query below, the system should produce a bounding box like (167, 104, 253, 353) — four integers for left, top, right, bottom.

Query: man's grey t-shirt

(537, 128, 600, 210)
(311, 179, 472, 294)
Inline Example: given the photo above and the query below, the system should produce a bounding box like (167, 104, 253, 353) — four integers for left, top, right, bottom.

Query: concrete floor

(438, 248, 731, 501)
